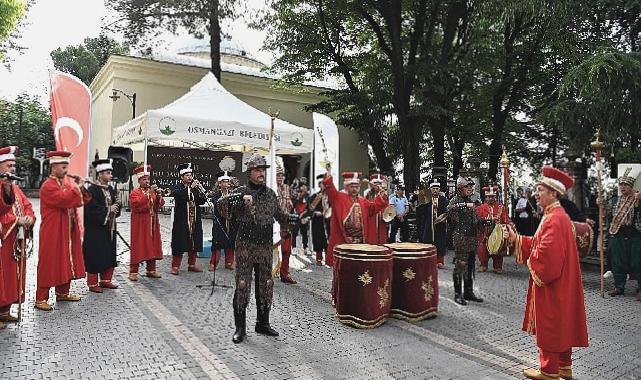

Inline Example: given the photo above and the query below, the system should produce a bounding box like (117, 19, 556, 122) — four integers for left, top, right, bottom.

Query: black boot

(232, 308, 246, 344)
(464, 266, 484, 303)
(255, 308, 279, 336)
(453, 272, 467, 305)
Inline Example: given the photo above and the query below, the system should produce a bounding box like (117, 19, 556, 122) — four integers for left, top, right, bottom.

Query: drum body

(334, 244, 393, 328)
(487, 223, 509, 256)
(573, 221, 593, 258)
(384, 242, 438, 322)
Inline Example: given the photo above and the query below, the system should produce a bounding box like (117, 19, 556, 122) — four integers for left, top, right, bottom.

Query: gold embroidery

(402, 267, 416, 282)
(358, 270, 373, 286)
(421, 276, 434, 302)
(377, 279, 390, 308)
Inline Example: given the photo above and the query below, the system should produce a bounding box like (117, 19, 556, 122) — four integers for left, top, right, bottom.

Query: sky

(0, 0, 271, 102)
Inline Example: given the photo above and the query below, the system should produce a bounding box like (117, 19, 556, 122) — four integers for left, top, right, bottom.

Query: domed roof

(175, 38, 256, 60)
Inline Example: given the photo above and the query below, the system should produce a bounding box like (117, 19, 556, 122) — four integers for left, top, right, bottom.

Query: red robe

(323, 176, 388, 265)
(514, 201, 589, 352)
(129, 187, 165, 265)
(0, 185, 16, 303)
(37, 176, 90, 287)
(0, 184, 35, 306)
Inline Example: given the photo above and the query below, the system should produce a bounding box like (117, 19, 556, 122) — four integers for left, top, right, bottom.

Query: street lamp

(109, 89, 136, 120)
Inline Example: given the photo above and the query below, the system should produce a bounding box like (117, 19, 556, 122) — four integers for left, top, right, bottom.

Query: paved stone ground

(1, 198, 640, 379)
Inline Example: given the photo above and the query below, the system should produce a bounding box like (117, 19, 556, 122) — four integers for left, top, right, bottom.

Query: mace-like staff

(500, 148, 511, 256)
(591, 130, 606, 297)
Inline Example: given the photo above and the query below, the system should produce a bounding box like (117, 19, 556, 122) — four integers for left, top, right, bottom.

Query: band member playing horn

(210, 170, 237, 271)
(416, 180, 449, 269)
(217, 153, 295, 344)
(604, 168, 641, 299)
(323, 170, 389, 267)
(83, 159, 121, 293)
(0, 146, 35, 325)
(476, 185, 514, 274)
(507, 166, 588, 380)
(448, 176, 484, 306)
(170, 163, 205, 275)
(364, 173, 389, 244)
(36, 151, 90, 311)
(128, 165, 164, 281)
(276, 163, 297, 284)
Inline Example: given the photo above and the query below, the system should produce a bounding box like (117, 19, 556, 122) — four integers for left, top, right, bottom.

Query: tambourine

(487, 223, 509, 256)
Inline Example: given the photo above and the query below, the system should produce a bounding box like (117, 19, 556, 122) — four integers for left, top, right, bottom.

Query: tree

(105, 0, 240, 80)
(50, 35, 129, 85)
(0, 94, 54, 187)
(0, 0, 26, 60)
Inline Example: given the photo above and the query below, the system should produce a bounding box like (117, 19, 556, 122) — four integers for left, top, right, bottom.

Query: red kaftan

(514, 201, 589, 352)
(323, 176, 388, 266)
(129, 187, 165, 265)
(0, 184, 35, 306)
(37, 176, 89, 287)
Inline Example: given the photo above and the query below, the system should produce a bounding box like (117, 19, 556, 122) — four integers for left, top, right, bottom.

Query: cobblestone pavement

(1, 199, 640, 379)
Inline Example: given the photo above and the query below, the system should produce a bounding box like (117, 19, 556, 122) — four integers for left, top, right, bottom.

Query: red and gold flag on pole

(49, 70, 92, 177)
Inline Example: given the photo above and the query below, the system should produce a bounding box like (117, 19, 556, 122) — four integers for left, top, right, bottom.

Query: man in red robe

(128, 165, 164, 281)
(323, 171, 389, 267)
(0, 146, 35, 324)
(476, 185, 514, 273)
(508, 166, 588, 380)
(36, 151, 90, 311)
(364, 173, 389, 244)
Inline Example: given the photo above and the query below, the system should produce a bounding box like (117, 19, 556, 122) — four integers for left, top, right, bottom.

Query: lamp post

(109, 89, 136, 120)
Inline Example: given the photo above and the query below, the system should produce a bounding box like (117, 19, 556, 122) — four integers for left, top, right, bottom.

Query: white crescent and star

(54, 117, 84, 149)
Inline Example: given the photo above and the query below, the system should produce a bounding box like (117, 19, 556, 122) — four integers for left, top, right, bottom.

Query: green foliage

(105, 0, 241, 79)
(50, 35, 129, 86)
(0, 94, 54, 186)
(0, 0, 26, 60)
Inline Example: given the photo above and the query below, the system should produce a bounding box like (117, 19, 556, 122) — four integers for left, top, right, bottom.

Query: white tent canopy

(111, 72, 314, 155)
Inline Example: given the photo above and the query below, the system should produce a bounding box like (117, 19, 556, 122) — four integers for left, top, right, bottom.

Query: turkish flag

(49, 70, 92, 177)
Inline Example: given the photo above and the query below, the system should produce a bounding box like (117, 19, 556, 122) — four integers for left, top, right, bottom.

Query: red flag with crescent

(49, 70, 92, 177)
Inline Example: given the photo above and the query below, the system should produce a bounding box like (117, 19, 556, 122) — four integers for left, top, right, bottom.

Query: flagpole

(591, 130, 606, 298)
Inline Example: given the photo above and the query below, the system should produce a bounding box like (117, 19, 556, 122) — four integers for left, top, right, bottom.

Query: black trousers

(389, 217, 409, 242)
(292, 223, 309, 249)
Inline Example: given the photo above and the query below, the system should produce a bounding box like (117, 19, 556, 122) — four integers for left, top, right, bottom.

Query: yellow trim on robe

(527, 259, 545, 287)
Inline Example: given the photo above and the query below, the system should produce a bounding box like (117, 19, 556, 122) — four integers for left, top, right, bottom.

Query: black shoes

(232, 309, 246, 344)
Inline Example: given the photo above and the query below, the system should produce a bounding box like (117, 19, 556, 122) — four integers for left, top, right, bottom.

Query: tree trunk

(401, 118, 420, 192)
(368, 126, 394, 175)
(208, 0, 222, 80)
(487, 108, 508, 180)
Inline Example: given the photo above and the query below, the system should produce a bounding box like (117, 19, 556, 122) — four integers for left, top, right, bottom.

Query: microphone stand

(194, 187, 233, 295)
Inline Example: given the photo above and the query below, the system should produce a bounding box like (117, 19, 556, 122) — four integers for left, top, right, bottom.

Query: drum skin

(384, 242, 439, 322)
(334, 244, 393, 328)
(573, 222, 593, 259)
(487, 224, 509, 256)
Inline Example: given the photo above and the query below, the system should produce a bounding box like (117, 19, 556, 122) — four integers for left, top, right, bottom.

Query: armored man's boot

(453, 272, 467, 305)
(232, 308, 247, 344)
(255, 308, 279, 337)
(464, 265, 484, 303)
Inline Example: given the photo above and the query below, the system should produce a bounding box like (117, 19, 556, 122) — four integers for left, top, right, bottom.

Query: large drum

(384, 242, 438, 322)
(333, 244, 393, 328)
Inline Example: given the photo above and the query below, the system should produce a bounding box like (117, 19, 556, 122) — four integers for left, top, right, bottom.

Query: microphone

(0, 172, 24, 181)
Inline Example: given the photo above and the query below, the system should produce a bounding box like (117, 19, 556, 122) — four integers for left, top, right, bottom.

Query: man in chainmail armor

(218, 153, 295, 344)
(447, 176, 484, 305)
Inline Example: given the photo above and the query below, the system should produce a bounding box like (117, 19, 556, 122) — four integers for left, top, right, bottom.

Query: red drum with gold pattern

(333, 244, 393, 328)
(573, 222, 593, 258)
(384, 242, 438, 322)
